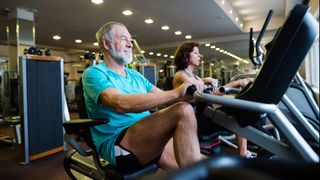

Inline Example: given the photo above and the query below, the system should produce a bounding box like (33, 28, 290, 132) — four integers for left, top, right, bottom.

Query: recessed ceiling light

(174, 31, 182, 35)
(164, 54, 168, 57)
(170, 55, 174, 59)
(149, 52, 154, 55)
(185, 35, 192, 39)
(141, 50, 145, 54)
(91, 0, 103, 4)
(235, 17, 239, 22)
(156, 53, 161, 56)
(145, 19, 153, 24)
(122, 10, 132, 16)
(229, 10, 233, 14)
(161, 26, 169, 30)
(205, 43, 210, 47)
(72, 64, 82, 68)
(221, 0, 225, 5)
(53, 35, 61, 40)
(75, 39, 82, 43)
(240, 23, 243, 27)
(93, 42, 99, 46)
(210, 45, 216, 49)
(215, 47, 220, 51)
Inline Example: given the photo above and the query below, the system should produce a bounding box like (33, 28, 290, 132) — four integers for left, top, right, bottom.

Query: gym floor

(0, 112, 80, 179)
(0, 144, 68, 180)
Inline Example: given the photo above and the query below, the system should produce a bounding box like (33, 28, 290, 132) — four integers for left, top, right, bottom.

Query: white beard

(110, 44, 133, 65)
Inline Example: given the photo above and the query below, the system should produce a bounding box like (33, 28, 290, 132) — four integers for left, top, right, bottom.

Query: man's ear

(102, 39, 111, 51)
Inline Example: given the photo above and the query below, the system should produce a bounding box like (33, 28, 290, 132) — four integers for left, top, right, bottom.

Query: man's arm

(99, 82, 191, 113)
(173, 72, 204, 92)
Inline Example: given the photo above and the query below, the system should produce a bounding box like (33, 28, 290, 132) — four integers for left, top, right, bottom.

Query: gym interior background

(0, 0, 319, 179)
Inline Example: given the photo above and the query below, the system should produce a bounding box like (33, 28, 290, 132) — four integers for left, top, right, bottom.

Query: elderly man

(82, 22, 203, 173)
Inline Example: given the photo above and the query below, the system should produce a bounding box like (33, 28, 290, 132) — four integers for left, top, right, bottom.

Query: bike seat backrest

(75, 77, 89, 119)
(161, 77, 174, 90)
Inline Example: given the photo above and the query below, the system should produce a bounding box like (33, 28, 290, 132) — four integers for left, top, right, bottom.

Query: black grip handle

(186, 84, 214, 95)
(186, 85, 197, 95)
(203, 84, 213, 94)
(204, 83, 213, 91)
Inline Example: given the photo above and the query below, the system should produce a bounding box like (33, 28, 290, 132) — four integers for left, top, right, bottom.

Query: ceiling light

(185, 35, 192, 39)
(235, 17, 239, 22)
(229, 10, 233, 14)
(164, 54, 168, 57)
(149, 52, 154, 55)
(75, 39, 82, 43)
(205, 43, 210, 47)
(221, 0, 225, 5)
(170, 55, 174, 59)
(91, 0, 103, 5)
(72, 64, 82, 67)
(156, 53, 161, 56)
(161, 26, 169, 30)
(219, 49, 224, 52)
(174, 31, 182, 35)
(145, 19, 154, 24)
(141, 50, 145, 53)
(53, 35, 61, 40)
(122, 10, 133, 16)
(210, 45, 215, 49)
(93, 42, 99, 46)
(215, 47, 220, 51)
(240, 23, 243, 27)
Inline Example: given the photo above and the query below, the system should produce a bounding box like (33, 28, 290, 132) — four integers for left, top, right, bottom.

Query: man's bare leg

(119, 102, 201, 169)
(158, 138, 179, 170)
(158, 138, 207, 171)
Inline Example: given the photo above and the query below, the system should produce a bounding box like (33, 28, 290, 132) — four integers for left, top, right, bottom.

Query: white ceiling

(231, 0, 285, 21)
(0, 0, 303, 63)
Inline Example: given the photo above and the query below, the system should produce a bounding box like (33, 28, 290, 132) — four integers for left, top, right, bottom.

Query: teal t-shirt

(82, 62, 154, 165)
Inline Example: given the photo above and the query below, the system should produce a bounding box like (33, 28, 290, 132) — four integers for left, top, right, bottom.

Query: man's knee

(171, 102, 193, 115)
(170, 102, 196, 125)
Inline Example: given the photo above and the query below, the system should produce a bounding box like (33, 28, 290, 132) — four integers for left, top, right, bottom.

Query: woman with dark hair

(172, 42, 253, 157)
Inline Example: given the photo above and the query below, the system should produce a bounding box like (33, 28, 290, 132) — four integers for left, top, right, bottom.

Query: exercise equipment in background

(24, 47, 52, 56)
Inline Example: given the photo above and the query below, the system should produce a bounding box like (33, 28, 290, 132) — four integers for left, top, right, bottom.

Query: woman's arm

(224, 78, 250, 88)
(173, 71, 204, 91)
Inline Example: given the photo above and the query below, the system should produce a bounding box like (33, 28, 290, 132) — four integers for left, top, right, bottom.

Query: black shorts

(114, 128, 161, 173)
